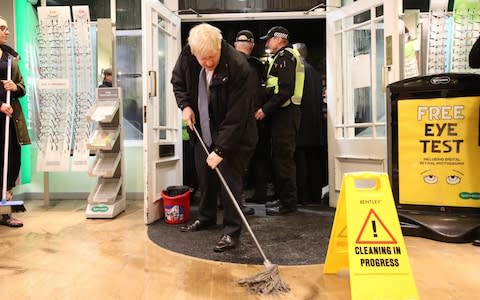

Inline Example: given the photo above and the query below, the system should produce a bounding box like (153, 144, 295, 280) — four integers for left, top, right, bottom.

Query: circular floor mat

(147, 205, 334, 265)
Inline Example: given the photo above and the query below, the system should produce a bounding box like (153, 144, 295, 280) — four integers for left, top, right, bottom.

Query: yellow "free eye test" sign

(398, 97, 480, 207)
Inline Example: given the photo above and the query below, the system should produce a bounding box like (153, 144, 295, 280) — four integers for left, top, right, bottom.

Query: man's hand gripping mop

(193, 126, 290, 295)
(0, 57, 25, 214)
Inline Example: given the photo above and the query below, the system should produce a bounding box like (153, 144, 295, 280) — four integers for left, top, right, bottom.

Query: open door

(142, 0, 181, 224)
(326, 0, 402, 206)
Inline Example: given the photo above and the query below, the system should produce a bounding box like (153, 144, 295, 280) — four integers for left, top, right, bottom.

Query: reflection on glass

(355, 126, 373, 137)
(375, 22, 386, 137)
(116, 33, 143, 140)
(347, 26, 372, 137)
(158, 24, 167, 140)
(335, 32, 343, 137)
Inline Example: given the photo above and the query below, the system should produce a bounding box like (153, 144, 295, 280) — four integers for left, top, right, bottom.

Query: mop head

(238, 263, 290, 295)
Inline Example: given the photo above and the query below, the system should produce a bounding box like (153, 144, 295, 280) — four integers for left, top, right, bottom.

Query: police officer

(256, 26, 304, 215)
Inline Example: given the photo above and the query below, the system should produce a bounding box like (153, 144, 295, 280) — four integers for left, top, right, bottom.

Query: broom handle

(193, 126, 271, 266)
(2, 57, 12, 201)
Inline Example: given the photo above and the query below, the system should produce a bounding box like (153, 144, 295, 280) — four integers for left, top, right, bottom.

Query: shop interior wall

(16, 147, 143, 200)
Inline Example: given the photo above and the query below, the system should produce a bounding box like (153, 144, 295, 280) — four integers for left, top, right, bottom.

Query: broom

(192, 126, 290, 295)
(0, 56, 26, 214)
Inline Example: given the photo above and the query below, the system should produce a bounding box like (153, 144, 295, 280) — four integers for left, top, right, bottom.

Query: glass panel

(375, 5, 384, 17)
(179, 0, 327, 13)
(335, 32, 344, 138)
(158, 19, 167, 140)
(345, 23, 372, 138)
(354, 87, 372, 126)
(116, 0, 141, 30)
(375, 21, 386, 137)
(116, 33, 143, 140)
(355, 126, 373, 137)
(377, 125, 385, 137)
(346, 10, 371, 28)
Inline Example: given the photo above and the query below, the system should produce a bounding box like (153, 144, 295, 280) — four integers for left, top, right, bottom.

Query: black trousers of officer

(270, 104, 301, 209)
(194, 140, 248, 237)
(248, 118, 272, 202)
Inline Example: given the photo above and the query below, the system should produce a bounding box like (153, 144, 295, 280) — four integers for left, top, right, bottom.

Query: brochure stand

(85, 87, 126, 218)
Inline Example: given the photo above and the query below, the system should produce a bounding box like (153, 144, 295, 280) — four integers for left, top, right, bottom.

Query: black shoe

(472, 239, 480, 246)
(214, 234, 238, 252)
(265, 205, 297, 216)
(180, 219, 215, 232)
(265, 199, 280, 208)
(241, 206, 255, 216)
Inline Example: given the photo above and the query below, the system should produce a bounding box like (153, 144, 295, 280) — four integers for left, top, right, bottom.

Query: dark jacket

(98, 80, 112, 88)
(469, 35, 480, 68)
(245, 55, 266, 110)
(0, 50, 30, 145)
(297, 61, 325, 148)
(171, 41, 257, 157)
(171, 45, 201, 115)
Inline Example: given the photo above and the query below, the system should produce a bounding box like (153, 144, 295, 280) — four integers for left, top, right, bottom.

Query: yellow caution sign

(324, 172, 419, 300)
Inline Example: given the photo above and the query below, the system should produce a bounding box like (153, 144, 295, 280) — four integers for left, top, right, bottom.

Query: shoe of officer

(214, 234, 239, 252)
(241, 205, 255, 216)
(265, 205, 297, 216)
(472, 239, 480, 246)
(245, 194, 267, 204)
(265, 199, 280, 208)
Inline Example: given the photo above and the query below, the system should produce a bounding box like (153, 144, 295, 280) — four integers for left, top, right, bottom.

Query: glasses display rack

(426, 0, 480, 75)
(36, 6, 96, 172)
(450, 1, 480, 73)
(85, 87, 125, 218)
(71, 6, 95, 171)
(36, 6, 76, 171)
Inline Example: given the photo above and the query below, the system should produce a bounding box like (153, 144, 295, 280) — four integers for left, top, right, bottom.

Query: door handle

(148, 70, 157, 97)
(382, 65, 390, 92)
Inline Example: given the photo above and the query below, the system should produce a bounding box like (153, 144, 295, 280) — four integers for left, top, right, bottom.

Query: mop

(192, 126, 290, 295)
(0, 56, 26, 214)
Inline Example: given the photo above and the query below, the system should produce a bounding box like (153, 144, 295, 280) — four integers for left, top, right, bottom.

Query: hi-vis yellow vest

(266, 47, 305, 107)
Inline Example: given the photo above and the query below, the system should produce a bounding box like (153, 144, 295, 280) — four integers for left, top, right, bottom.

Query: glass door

(326, 0, 402, 205)
(142, 0, 181, 224)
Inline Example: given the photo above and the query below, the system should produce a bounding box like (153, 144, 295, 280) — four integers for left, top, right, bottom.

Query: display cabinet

(85, 87, 126, 218)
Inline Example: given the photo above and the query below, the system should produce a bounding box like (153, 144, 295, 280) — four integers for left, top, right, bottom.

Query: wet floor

(1, 199, 479, 299)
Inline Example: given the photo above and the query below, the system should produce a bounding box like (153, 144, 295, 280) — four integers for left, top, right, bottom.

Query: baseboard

(13, 192, 144, 201)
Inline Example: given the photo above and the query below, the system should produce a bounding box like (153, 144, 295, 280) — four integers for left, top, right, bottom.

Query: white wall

(16, 145, 144, 200)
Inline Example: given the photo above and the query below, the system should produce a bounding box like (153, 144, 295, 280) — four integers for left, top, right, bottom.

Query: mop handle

(192, 126, 271, 265)
(2, 57, 12, 201)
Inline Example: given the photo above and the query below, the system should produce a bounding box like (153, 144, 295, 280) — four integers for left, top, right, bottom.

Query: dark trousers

(194, 141, 246, 237)
(0, 116, 20, 191)
(1, 116, 20, 218)
(248, 119, 272, 201)
(182, 140, 197, 191)
(296, 146, 327, 204)
(270, 105, 301, 209)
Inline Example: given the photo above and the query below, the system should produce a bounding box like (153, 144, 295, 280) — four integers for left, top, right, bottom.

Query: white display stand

(85, 87, 126, 218)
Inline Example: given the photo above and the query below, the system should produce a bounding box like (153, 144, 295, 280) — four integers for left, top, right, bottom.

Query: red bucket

(162, 186, 191, 224)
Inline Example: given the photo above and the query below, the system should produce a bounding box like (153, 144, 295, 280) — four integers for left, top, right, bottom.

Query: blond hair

(188, 23, 222, 57)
